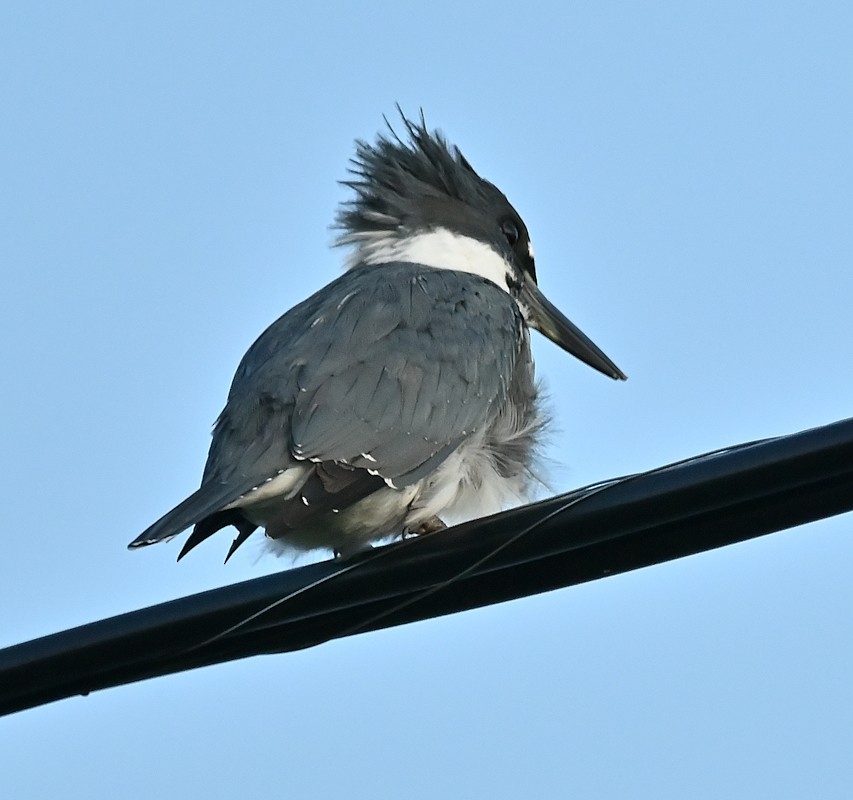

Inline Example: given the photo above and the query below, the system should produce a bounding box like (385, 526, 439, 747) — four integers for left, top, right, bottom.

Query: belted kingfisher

(129, 113, 626, 562)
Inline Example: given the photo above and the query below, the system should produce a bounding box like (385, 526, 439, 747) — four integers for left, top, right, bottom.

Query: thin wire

(317, 438, 769, 642)
(183, 436, 774, 655)
(180, 524, 445, 654)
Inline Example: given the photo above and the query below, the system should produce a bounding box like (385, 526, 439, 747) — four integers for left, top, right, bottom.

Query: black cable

(1, 416, 852, 717)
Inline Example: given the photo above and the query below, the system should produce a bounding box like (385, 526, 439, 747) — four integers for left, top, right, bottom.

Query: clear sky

(2, 2, 852, 798)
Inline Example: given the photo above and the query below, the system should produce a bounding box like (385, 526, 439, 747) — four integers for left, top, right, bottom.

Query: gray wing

(130, 263, 523, 550)
(262, 264, 523, 488)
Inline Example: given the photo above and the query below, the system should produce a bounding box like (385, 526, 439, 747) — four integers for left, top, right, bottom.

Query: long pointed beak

(521, 281, 627, 381)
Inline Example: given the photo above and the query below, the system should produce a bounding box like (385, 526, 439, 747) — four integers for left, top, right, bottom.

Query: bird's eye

(501, 219, 520, 247)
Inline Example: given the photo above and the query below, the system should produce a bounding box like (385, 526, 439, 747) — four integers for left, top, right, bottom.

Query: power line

(2, 416, 852, 717)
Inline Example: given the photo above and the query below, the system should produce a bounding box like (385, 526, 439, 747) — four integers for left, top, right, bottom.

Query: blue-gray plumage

(129, 112, 625, 561)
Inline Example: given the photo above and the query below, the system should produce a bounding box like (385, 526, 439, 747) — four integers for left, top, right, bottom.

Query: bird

(128, 112, 627, 563)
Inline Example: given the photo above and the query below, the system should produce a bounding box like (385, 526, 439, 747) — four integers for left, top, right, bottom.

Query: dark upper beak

(521, 280, 627, 381)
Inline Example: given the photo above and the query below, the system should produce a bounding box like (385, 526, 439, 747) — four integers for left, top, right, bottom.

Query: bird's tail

(128, 481, 245, 550)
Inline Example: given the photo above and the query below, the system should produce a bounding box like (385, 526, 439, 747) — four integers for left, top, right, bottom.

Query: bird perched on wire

(128, 112, 626, 563)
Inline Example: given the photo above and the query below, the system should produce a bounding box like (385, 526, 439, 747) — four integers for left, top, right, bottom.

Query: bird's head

(335, 111, 626, 381)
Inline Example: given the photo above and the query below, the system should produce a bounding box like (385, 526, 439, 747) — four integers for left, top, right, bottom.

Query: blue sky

(2, 2, 852, 797)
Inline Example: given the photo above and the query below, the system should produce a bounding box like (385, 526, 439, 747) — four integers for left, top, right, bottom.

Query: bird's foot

(402, 516, 448, 539)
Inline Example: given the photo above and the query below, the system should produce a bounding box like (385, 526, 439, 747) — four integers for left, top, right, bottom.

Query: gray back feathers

(207, 263, 525, 492)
